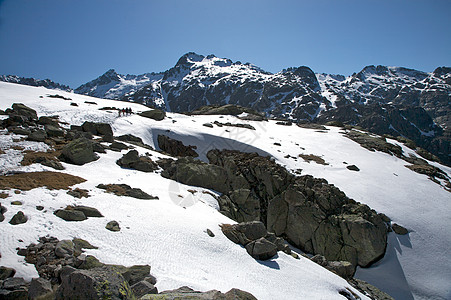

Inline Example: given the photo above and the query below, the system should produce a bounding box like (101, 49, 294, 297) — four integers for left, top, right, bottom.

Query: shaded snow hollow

(1, 81, 450, 300)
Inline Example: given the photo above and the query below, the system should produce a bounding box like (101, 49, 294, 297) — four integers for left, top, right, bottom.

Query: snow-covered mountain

(74, 53, 450, 166)
(0, 82, 450, 299)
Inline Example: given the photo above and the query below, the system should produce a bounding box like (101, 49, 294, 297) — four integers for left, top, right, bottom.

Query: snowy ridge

(0, 82, 450, 299)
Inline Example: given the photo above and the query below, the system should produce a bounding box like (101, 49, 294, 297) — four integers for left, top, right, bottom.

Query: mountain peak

(175, 52, 205, 67)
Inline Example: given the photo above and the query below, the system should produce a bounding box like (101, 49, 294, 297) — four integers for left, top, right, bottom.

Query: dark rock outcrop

(221, 221, 290, 261)
(81, 121, 113, 136)
(116, 150, 158, 172)
(0, 266, 16, 280)
(56, 265, 133, 299)
(141, 286, 257, 300)
(162, 149, 388, 268)
(157, 135, 198, 157)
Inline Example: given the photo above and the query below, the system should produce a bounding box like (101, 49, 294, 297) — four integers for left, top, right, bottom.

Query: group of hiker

(118, 107, 133, 117)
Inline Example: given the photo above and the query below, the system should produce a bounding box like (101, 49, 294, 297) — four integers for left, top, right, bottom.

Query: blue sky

(0, 0, 450, 88)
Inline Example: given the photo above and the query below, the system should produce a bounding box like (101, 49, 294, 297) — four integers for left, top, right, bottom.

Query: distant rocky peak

(356, 65, 390, 80)
(282, 66, 320, 91)
(433, 66, 451, 77)
(175, 52, 205, 67)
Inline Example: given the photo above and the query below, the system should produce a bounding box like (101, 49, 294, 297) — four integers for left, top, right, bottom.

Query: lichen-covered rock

(56, 265, 134, 300)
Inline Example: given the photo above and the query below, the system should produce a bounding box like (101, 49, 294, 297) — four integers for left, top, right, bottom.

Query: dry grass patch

(299, 154, 329, 165)
(0, 171, 86, 191)
(21, 150, 62, 166)
(0, 192, 8, 198)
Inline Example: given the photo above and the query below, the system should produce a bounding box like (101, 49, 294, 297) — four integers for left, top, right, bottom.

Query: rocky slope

(0, 75, 72, 92)
(74, 53, 450, 165)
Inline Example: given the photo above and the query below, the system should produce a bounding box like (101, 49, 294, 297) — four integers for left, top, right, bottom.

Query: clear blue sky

(0, 0, 450, 88)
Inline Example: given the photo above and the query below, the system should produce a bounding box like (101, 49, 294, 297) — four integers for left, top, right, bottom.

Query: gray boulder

(60, 138, 99, 165)
(9, 211, 28, 225)
(72, 205, 103, 218)
(45, 124, 64, 137)
(11, 103, 38, 120)
(0, 267, 16, 280)
(55, 240, 75, 258)
(54, 208, 87, 222)
(81, 121, 113, 136)
(28, 277, 53, 300)
(139, 109, 165, 121)
(131, 280, 157, 298)
(0, 277, 29, 300)
(27, 129, 47, 142)
(116, 150, 158, 172)
(106, 221, 121, 232)
(56, 265, 134, 300)
(245, 237, 278, 260)
(392, 223, 408, 235)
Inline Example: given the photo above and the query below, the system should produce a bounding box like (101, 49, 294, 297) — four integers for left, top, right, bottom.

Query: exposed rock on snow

(60, 138, 99, 165)
(139, 109, 166, 121)
(142, 285, 257, 300)
(164, 149, 388, 268)
(97, 183, 158, 200)
(8, 211, 28, 225)
(157, 135, 199, 157)
(116, 150, 158, 172)
(105, 220, 121, 232)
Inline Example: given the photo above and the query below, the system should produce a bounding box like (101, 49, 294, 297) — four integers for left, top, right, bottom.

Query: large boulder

(9, 211, 28, 225)
(60, 138, 99, 165)
(0, 266, 16, 280)
(161, 157, 229, 194)
(56, 265, 134, 300)
(139, 109, 166, 121)
(54, 208, 87, 222)
(81, 121, 113, 136)
(28, 277, 53, 300)
(116, 150, 158, 172)
(11, 103, 38, 120)
(245, 237, 278, 260)
(157, 135, 198, 157)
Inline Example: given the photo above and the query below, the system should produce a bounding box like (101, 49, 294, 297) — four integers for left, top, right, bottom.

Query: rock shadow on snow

(355, 233, 414, 300)
(150, 128, 272, 162)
